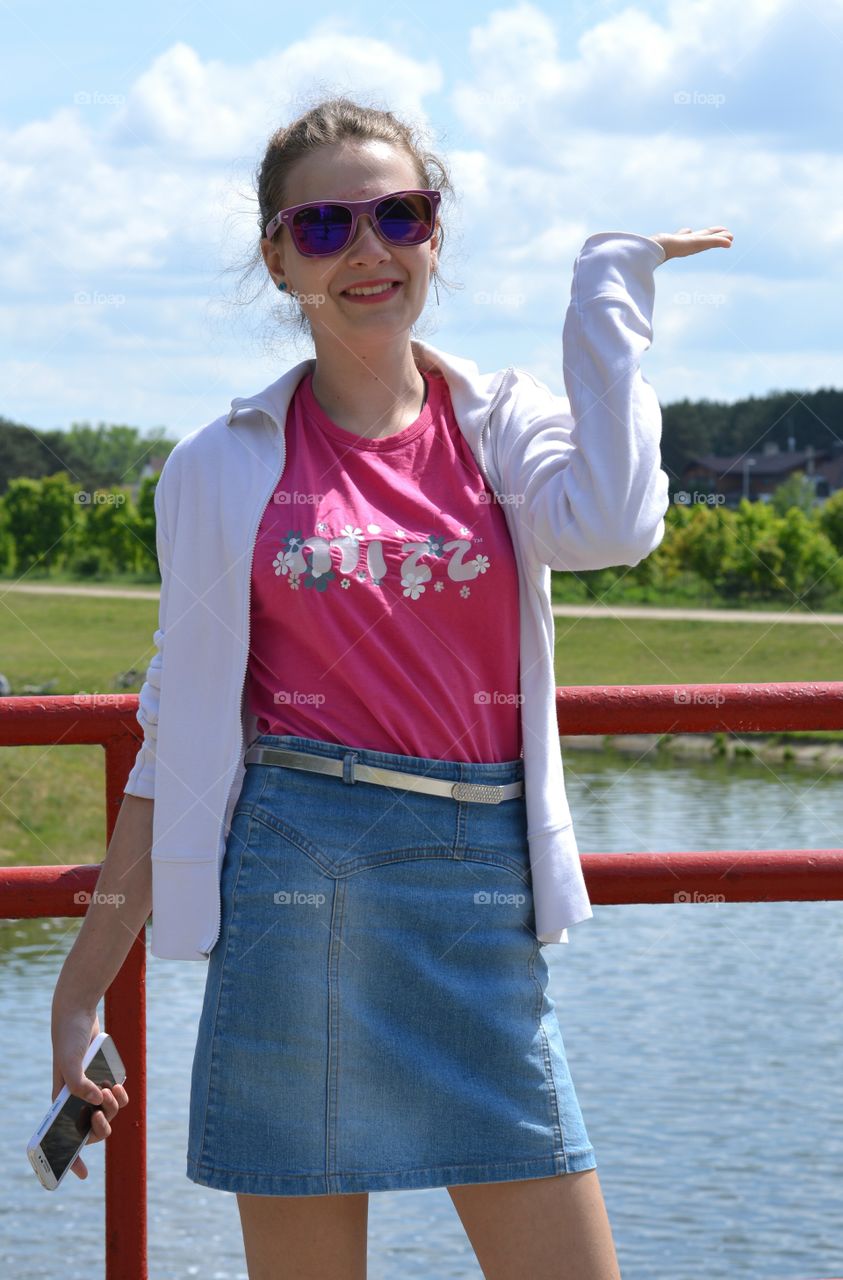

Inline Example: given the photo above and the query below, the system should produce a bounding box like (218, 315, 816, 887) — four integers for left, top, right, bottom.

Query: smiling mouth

(341, 281, 403, 298)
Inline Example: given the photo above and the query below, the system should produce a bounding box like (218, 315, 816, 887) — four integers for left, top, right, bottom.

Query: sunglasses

(264, 189, 441, 258)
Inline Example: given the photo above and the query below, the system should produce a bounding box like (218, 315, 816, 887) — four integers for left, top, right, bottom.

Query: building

(680, 439, 843, 508)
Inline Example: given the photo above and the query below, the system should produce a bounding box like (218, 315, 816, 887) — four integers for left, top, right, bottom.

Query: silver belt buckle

(450, 781, 506, 804)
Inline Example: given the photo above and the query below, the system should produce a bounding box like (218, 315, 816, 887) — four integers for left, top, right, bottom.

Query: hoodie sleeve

(123, 457, 174, 799)
(496, 231, 671, 572)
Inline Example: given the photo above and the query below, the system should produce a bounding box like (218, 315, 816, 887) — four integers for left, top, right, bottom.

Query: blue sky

(1, 0, 841, 441)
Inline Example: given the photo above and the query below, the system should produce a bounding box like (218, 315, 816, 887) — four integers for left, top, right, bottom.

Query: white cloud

(107, 35, 442, 159)
(0, 2, 839, 430)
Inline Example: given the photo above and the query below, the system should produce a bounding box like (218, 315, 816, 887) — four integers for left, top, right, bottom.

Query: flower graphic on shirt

(426, 535, 445, 557)
(288, 575, 300, 590)
(283, 529, 305, 552)
(340, 524, 363, 542)
(303, 568, 335, 593)
(273, 550, 295, 576)
(459, 526, 472, 537)
(472, 554, 491, 574)
(434, 580, 444, 592)
(315, 521, 329, 533)
(341, 578, 351, 589)
(402, 571, 426, 600)
(393, 528, 407, 539)
(356, 570, 367, 582)
(460, 585, 471, 599)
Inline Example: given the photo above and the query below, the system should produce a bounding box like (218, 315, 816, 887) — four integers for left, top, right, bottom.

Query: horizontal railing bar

(555, 681, 843, 734)
(4, 851, 842, 914)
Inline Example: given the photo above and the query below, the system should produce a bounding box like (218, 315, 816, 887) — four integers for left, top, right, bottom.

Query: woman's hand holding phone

(50, 1002, 129, 1179)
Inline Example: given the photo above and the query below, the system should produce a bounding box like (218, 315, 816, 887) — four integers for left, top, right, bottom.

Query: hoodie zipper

(201, 412, 287, 957)
(476, 367, 514, 495)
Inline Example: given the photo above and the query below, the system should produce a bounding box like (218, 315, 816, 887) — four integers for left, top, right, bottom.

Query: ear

(261, 236, 286, 286)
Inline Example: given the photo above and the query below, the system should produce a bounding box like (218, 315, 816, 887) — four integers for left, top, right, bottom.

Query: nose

(347, 215, 390, 260)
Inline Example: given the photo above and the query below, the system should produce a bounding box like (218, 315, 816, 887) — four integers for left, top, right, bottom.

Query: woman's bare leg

(448, 1169, 622, 1280)
(236, 1190, 369, 1280)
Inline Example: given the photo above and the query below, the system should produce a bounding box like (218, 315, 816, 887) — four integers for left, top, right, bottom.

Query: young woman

(52, 96, 732, 1280)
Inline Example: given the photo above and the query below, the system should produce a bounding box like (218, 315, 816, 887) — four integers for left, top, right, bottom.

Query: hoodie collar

(225, 339, 509, 442)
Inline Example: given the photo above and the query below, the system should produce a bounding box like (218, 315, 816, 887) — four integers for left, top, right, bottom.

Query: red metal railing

(556, 681, 843, 906)
(1, 682, 843, 1278)
(0, 696, 146, 1280)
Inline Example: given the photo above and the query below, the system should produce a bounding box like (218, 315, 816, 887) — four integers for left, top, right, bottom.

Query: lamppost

(741, 456, 756, 502)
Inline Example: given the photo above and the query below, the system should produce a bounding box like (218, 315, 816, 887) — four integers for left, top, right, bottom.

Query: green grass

(0, 589, 841, 868)
(0, 593, 157, 868)
(549, 568, 843, 612)
(552, 615, 843, 684)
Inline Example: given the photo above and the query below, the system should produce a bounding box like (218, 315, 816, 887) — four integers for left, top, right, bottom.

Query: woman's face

(260, 139, 439, 345)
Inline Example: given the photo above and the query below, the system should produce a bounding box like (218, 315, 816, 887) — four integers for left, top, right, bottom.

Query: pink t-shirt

(246, 368, 522, 763)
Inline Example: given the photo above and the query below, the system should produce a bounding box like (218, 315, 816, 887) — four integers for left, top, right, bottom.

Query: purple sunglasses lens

(292, 193, 433, 255)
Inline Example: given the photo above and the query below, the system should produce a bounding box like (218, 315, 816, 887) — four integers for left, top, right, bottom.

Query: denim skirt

(185, 733, 596, 1196)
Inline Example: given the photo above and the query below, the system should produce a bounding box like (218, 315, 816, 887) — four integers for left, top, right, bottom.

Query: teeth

(346, 282, 395, 296)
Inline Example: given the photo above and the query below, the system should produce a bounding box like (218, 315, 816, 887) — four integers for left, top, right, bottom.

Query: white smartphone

(27, 1031, 127, 1191)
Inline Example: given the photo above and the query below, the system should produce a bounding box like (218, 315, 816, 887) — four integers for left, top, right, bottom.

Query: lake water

(4, 748, 842, 1279)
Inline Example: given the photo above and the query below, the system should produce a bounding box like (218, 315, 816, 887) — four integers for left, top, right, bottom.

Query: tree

(3, 473, 79, 572)
(818, 488, 843, 555)
(770, 470, 817, 517)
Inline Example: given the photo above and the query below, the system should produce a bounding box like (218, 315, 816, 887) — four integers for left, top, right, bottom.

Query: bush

(818, 489, 843, 556)
(65, 545, 115, 578)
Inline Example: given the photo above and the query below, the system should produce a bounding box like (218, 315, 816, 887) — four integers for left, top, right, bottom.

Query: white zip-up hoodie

(124, 230, 669, 960)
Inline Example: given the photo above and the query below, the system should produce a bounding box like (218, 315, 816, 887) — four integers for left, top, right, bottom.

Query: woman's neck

(309, 343, 427, 440)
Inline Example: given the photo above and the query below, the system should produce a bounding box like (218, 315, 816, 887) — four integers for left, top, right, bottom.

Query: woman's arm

(52, 794, 154, 1009)
(494, 226, 732, 573)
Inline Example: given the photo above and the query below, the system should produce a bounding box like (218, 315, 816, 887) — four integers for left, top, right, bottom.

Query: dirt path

(3, 582, 843, 624)
(0, 582, 160, 600)
(551, 603, 843, 625)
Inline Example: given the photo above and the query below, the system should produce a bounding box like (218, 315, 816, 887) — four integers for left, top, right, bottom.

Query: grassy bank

(549, 568, 843, 613)
(0, 591, 840, 867)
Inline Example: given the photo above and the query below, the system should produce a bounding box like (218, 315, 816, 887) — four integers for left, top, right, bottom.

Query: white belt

(242, 744, 524, 805)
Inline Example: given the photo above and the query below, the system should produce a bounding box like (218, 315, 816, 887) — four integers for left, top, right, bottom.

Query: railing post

(104, 935, 147, 1280)
(103, 735, 148, 1280)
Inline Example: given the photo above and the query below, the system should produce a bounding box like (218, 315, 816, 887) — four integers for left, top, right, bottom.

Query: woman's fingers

(84, 1085, 127, 1145)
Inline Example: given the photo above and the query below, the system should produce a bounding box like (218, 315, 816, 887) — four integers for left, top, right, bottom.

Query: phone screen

(40, 1048, 120, 1183)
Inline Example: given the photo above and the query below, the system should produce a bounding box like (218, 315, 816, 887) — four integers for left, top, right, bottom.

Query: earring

(277, 279, 287, 292)
(432, 274, 440, 306)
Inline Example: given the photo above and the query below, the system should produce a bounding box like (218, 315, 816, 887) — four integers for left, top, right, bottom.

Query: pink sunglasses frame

(264, 189, 441, 255)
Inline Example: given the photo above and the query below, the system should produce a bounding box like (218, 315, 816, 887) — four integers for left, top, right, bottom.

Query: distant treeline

(0, 417, 176, 498)
(2, 389, 843, 602)
(3, 385, 842, 498)
(659, 386, 843, 484)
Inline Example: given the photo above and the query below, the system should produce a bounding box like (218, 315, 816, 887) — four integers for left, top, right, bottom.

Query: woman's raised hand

(649, 227, 734, 261)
